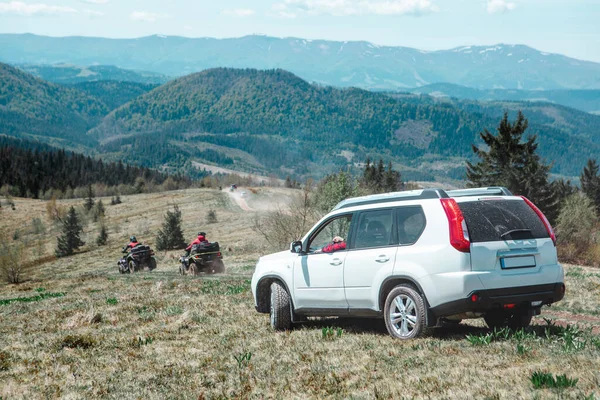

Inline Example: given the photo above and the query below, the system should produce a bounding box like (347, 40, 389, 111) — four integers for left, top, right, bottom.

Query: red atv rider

(186, 232, 208, 254)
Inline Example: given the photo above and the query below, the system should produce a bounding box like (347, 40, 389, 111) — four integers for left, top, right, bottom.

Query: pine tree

(84, 184, 95, 211)
(155, 205, 186, 250)
(284, 176, 293, 188)
(383, 162, 402, 192)
(93, 200, 105, 222)
(96, 224, 108, 246)
(466, 111, 558, 221)
(55, 206, 85, 257)
(580, 159, 600, 213)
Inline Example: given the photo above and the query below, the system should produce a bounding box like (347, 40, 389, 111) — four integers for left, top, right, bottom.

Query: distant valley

(2, 62, 600, 183)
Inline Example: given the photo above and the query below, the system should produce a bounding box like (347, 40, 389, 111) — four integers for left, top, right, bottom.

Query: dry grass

(1, 188, 600, 399)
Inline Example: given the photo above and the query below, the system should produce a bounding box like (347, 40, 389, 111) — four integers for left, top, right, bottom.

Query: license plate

(501, 255, 536, 269)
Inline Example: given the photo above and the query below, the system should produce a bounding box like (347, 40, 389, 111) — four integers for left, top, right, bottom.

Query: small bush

(0, 237, 27, 284)
(96, 224, 108, 246)
(531, 371, 578, 389)
(12, 229, 20, 240)
(60, 334, 96, 350)
(106, 297, 118, 305)
(131, 336, 154, 348)
(556, 193, 599, 264)
(46, 196, 67, 222)
(206, 209, 218, 224)
(30, 218, 46, 235)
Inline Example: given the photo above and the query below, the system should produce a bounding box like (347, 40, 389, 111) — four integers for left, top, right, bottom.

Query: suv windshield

(458, 199, 549, 242)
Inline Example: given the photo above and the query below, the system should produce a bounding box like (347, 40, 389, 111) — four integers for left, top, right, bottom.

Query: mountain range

(2, 62, 600, 182)
(1, 34, 600, 91)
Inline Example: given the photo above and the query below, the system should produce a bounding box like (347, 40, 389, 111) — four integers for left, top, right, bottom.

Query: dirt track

(228, 190, 254, 211)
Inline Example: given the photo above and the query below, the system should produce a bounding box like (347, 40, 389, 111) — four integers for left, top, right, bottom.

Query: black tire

(128, 260, 136, 274)
(149, 258, 157, 271)
(484, 310, 532, 330)
(270, 281, 292, 331)
(179, 264, 185, 275)
(384, 284, 427, 339)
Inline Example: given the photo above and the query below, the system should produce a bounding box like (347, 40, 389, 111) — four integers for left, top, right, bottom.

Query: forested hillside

(0, 62, 107, 144)
(72, 81, 158, 111)
(91, 68, 600, 177)
(0, 135, 189, 198)
(18, 64, 168, 85)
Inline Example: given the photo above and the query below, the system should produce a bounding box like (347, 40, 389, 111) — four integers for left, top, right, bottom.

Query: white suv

(251, 187, 565, 339)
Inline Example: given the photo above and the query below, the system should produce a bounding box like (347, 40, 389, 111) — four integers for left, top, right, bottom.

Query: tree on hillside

(155, 205, 186, 251)
(361, 158, 402, 194)
(55, 206, 85, 257)
(313, 171, 359, 214)
(466, 111, 559, 222)
(83, 184, 95, 211)
(581, 158, 600, 213)
(96, 224, 108, 246)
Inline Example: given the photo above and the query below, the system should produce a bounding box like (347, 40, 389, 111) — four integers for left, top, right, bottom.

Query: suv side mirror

(290, 240, 303, 254)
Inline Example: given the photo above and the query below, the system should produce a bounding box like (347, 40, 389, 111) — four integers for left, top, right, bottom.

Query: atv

(118, 244, 157, 274)
(179, 241, 225, 275)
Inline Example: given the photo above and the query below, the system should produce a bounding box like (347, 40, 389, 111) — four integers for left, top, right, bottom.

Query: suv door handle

(376, 255, 390, 263)
(330, 259, 343, 266)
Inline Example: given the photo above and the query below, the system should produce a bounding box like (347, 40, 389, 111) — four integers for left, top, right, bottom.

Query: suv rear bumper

(430, 282, 565, 317)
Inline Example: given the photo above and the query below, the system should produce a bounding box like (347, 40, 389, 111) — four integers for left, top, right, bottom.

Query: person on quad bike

(185, 232, 208, 254)
(122, 236, 140, 253)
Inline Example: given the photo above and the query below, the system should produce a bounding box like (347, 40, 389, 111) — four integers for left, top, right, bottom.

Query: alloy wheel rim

(389, 294, 417, 337)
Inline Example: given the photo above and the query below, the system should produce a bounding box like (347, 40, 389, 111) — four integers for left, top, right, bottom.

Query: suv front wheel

(270, 281, 292, 331)
(384, 284, 427, 339)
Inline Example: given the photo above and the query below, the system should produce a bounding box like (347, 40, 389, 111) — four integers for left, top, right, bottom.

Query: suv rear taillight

(520, 196, 556, 246)
(440, 198, 470, 253)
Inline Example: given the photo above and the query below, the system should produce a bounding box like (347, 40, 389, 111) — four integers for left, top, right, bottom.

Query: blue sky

(0, 0, 599, 62)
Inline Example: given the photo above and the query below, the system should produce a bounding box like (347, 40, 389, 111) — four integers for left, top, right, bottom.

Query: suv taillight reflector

(520, 196, 556, 246)
(440, 198, 470, 253)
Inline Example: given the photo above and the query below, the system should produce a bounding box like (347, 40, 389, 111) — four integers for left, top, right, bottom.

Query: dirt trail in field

(228, 191, 254, 212)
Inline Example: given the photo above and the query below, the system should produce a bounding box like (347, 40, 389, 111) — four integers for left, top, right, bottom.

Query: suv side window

(397, 206, 426, 245)
(308, 214, 353, 253)
(354, 209, 394, 249)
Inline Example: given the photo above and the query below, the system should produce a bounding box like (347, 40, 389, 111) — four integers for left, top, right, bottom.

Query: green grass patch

(0, 292, 65, 306)
(322, 327, 343, 340)
(106, 297, 118, 305)
(199, 279, 251, 295)
(531, 371, 578, 389)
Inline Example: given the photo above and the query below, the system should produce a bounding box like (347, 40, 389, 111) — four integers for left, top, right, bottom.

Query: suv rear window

(458, 199, 549, 243)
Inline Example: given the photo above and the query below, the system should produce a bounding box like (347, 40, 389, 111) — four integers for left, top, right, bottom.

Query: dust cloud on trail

(227, 187, 296, 213)
(227, 190, 253, 211)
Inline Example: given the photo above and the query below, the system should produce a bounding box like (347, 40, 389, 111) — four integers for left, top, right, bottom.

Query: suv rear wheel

(484, 310, 532, 330)
(384, 284, 427, 339)
(270, 281, 292, 331)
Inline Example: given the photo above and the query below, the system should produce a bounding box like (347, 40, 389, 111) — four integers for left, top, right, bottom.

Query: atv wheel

(212, 260, 225, 274)
(270, 281, 292, 331)
(189, 263, 198, 276)
(128, 260, 136, 274)
(149, 258, 157, 271)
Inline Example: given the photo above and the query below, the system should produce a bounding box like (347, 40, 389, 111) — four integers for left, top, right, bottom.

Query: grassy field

(1, 188, 600, 399)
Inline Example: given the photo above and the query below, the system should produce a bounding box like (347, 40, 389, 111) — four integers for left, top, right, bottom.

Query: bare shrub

(0, 235, 27, 284)
(252, 185, 319, 250)
(46, 196, 67, 222)
(556, 193, 599, 264)
(207, 209, 218, 224)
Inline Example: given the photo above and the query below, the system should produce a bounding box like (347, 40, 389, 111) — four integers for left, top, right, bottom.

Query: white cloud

(130, 11, 170, 22)
(80, 0, 109, 4)
(270, 0, 438, 17)
(0, 1, 77, 15)
(222, 8, 255, 17)
(83, 8, 104, 17)
(486, 0, 516, 14)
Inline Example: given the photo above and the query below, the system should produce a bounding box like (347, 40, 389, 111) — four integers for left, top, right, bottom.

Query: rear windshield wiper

(500, 228, 532, 239)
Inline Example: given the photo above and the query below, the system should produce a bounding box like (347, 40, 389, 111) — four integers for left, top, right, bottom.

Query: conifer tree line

(0, 136, 190, 198)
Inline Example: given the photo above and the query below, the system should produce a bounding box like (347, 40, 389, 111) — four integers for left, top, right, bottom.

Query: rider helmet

(130, 236, 137, 242)
(198, 232, 206, 237)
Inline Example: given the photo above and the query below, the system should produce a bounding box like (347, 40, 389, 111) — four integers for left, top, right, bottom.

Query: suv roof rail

(446, 186, 513, 198)
(332, 188, 448, 210)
